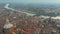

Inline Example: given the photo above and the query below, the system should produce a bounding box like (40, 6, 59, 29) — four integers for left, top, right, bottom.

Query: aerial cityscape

(0, 0, 60, 34)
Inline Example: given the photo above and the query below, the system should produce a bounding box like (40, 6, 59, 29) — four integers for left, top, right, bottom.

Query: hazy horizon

(0, 0, 60, 4)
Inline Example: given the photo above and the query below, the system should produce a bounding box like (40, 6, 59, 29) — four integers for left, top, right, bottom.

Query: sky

(0, 0, 60, 3)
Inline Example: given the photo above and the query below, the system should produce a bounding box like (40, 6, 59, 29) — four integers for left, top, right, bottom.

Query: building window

(51, 32, 55, 34)
(41, 31, 46, 34)
(51, 30, 56, 34)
